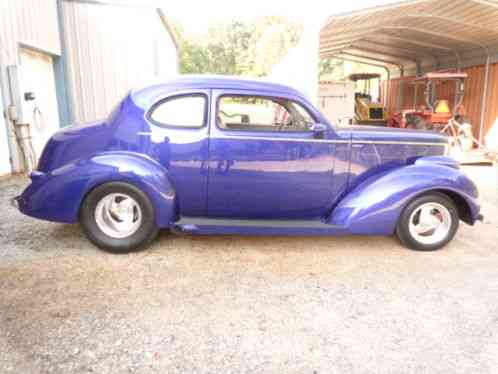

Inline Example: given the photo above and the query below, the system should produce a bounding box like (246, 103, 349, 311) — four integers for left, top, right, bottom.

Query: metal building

(319, 0, 498, 147)
(0, 0, 178, 176)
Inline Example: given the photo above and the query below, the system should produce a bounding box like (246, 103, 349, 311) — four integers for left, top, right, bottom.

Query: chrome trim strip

(352, 140, 447, 147)
(211, 135, 447, 147)
(211, 135, 348, 144)
(137, 132, 152, 136)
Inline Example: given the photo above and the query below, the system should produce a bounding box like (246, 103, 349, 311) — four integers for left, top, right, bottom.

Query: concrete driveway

(1, 166, 497, 374)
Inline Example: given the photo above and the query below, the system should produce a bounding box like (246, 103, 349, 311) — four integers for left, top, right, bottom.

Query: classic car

(12, 76, 482, 253)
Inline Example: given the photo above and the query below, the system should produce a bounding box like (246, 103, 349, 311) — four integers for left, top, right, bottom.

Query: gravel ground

(0, 166, 497, 374)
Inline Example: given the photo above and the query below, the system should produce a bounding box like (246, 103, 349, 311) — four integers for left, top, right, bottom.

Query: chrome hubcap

(95, 193, 142, 238)
(408, 202, 452, 245)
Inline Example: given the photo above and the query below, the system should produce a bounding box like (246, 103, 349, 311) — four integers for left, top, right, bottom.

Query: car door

(207, 89, 340, 219)
(145, 90, 210, 217)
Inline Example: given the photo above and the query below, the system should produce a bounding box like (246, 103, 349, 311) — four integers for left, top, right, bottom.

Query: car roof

(130, 75, 307, 109)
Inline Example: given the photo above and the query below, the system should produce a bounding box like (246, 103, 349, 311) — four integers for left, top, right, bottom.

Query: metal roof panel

(320, 0, 498, 65)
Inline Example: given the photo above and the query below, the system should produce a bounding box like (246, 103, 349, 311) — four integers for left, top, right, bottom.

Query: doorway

(19, 47, 60, 160)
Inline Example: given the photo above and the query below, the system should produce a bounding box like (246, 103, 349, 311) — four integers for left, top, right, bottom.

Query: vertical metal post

(384, 68, 390, 114)
(55, 0, 75, 126)
(479, 54, 490, 143)
(454, 51, 461, 72)
(413, 84, 418, 108)
(397, 66, 404, 111)
(416, 61, 422, 77)
(0, 40, 19, 173)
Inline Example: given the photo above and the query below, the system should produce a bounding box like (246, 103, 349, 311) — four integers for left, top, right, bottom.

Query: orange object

(434, 100, 450, 114)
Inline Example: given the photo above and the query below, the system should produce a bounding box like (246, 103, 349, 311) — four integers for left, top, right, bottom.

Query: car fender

(18, 151, 176, 227)
(328, 159, 480, 235)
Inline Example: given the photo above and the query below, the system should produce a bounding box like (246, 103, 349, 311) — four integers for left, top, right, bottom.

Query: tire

(396, 193, 459, 251)
(80, 182, 159, 253)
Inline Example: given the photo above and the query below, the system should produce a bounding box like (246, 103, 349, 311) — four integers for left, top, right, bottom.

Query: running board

(172, 217, 348, 236)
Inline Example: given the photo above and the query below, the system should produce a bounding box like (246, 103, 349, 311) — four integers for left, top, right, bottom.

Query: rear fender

(18, 152, 176, 227)
(328, 161, 480, 235)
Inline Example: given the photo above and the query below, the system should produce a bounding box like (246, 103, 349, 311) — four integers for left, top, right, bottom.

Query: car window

(218, 96, 315, 132)
(292, 101, 314, 125)
(150, 94, 206, 128)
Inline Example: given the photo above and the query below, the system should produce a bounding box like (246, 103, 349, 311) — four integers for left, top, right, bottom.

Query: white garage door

(19, 48, 60, 160)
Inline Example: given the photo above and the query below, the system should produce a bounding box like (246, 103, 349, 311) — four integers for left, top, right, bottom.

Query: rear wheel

(396, 193, 459, 251)
(80, 182, 159, 253)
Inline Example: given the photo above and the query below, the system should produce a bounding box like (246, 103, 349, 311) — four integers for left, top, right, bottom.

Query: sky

(168, 0, 401, 33)
(106, 0, 403, 34)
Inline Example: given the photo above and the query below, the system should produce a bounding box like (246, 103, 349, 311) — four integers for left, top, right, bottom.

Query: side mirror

(310, 123, 327, 138)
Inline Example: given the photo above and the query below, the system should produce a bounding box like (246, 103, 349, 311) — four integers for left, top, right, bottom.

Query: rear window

(149, 94, 206, 128)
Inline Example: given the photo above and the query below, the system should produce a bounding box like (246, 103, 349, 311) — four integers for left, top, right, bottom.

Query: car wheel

(80, 182, 159, 253)
(396, 193, 459, 251)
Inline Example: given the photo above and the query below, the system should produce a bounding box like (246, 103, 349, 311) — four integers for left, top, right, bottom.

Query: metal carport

(319, 0, 498, 142)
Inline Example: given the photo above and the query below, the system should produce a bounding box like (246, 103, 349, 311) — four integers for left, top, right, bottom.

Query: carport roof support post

(480, 54, 490, 143)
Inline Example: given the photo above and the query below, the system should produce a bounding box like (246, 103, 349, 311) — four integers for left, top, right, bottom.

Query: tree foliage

(173, 17, 302, 77)
(319, 58, 387, 82)
(319, 59, 345, 80)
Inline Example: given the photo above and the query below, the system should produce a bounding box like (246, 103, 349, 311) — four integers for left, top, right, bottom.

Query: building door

(19, 48, 60, 160)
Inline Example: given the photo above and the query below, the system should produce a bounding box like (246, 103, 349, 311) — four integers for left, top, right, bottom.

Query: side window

(149, 94, 206, 128)
(218, 96, 315, 132)
(291, 101, 315, 125)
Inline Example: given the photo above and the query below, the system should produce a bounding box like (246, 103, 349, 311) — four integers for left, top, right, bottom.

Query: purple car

(13, 76, 482, 253)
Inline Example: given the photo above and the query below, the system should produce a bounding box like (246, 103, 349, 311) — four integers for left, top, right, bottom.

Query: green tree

(204, 21, 253, 74)
(172, 17, 302, 76)
(319, 58, 345, 80)
(318, 58, 387, 82)
(170, 21, 210, 74)
(239, 16, 302, 77)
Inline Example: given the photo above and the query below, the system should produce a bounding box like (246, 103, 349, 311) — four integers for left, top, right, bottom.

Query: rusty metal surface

(321, 0, 498, 140)
(382, 62, 498, 139)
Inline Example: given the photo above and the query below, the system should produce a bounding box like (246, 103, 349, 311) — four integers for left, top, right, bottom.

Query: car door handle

(215, 160, 231, 174)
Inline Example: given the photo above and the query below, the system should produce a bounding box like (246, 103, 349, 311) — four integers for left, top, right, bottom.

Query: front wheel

(396, 193, 459, 251)
(80, 182, 159, 253)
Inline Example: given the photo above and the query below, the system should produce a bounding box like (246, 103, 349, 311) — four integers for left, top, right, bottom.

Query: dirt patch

(1, 166, 497, 373)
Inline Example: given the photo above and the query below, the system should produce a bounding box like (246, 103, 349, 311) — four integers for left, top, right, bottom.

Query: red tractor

(388, 72, 473, 151)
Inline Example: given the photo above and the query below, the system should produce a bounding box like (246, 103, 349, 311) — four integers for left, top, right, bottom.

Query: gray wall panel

(0, 0, 61, 173)
(62, 1, 178, 124)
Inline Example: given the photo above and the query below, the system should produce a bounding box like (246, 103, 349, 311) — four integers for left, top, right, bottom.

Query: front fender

(329, 161, 480, 235)
(17, 152, 176, 227)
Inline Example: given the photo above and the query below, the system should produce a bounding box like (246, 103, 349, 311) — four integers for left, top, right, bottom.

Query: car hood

(335, 125, 450, 191)
(337, 125, 449, 145)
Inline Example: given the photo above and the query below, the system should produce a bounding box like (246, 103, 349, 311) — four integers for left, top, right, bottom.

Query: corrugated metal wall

(0, 0, 61, 59)
(62, 1, 178, 124)
(483, 64, 498, 144)
(0, 87, 8, 176)
(382, 62, 498, 141)
(0, 0, 61, 174)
